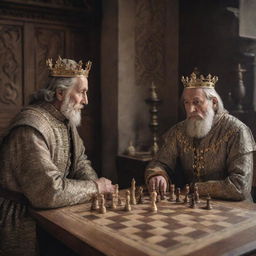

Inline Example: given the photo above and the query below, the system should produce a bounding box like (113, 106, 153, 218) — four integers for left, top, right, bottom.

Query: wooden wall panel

(34, 27, 65, 90)
(0, 23, 23, 134)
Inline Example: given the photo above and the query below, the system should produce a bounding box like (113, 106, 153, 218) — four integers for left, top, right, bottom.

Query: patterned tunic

(145, 112, 256, 201)
(0, 102, 98, 256)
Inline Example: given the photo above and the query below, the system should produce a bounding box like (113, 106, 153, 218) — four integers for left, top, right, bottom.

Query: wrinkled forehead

(182, 88, 206, 101)
(73, 76, 88, 91)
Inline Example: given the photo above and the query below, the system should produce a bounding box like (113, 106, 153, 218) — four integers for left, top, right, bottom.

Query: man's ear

(55, 88, 65, 101)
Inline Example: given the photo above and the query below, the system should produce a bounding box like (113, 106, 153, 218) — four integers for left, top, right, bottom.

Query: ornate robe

(0, 102, 98, 256)
(145, 112, 256, 201)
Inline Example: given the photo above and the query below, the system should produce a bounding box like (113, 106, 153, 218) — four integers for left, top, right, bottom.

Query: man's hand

(148, 175, 167, 193)
(95, 177, 115, 194)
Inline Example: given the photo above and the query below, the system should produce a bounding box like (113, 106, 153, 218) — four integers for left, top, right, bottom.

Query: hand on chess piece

(148, 175, 167, 193)
(94, 177, 115, 194)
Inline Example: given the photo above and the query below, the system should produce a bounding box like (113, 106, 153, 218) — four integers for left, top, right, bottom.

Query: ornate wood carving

(0, 24, 22, 107)
(135, 0, 166, 88)
(35, 28, 65, 90)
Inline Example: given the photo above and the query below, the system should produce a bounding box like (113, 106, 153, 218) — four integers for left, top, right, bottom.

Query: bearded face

(60, 95, 83, 127)
(183, 88, 216, 139)
(59, 77, 88, 127)
(186, 104, 215, 138)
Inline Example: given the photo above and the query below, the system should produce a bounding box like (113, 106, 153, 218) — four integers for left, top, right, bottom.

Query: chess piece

(130, 178, 137, 205)
(194, 184, 200, 203)
(137, 186, 144, 204)
(176, 187, 182, 203)
(117, 195, 123, 206)
(189, 194, 197, 209)
(183, 184, 190, 203)
(168, 184, 175, 202)
(91, 193, 99, 210)
(151, 191, 158, 213)
(111, 193, 117, 209)
(115, 184, 119, 197)
(185, 184, 190, 194)
(204, 194, 213, 210)
(124, 190, 132, 211)
(99, 194, 107, 214)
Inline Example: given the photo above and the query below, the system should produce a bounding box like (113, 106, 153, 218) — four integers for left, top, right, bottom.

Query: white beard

(60, 96, 82, 127)
(186, 107, 215, 138)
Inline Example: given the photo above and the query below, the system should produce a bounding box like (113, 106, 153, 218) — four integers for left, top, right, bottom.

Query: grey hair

(202, 88, 225, 114)
(30, 77, 77, 103)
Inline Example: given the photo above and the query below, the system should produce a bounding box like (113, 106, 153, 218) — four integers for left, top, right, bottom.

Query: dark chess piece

(137, 186, 144, 204)
(189, 194, 197, 209)
(176, 188, 182, 203)
(204, 194, 212, 210)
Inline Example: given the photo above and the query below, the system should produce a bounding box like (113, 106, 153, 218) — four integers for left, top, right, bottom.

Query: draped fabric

(145, 113, 256, 201)
(0, 102, 98, 256)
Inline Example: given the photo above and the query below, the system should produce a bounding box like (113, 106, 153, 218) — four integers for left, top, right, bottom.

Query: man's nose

(188, 104, 196, 113)
(82, 94, 88, 105)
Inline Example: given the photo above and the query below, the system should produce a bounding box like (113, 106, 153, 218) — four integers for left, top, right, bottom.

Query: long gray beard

(60, 96, 82, 127)
(186, 107, 215, 138)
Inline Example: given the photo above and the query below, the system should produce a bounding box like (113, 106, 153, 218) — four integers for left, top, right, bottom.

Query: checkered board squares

(77, 196, 256, 256)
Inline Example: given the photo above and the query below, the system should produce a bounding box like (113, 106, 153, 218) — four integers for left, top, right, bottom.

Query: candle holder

(145, 82, 161, 156)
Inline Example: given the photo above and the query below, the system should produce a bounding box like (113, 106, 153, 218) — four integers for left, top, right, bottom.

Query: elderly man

(0, 57, 115, 256)
(145, 71, 256, 201)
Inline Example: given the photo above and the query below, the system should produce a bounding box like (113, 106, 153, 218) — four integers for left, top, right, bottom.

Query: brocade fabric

(0, 102, 98, 256)
(145, 112, 256, 201)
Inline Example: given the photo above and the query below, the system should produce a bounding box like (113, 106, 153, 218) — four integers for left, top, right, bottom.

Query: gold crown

(181, 72, 218, 88)
(46, 56, 92, 78)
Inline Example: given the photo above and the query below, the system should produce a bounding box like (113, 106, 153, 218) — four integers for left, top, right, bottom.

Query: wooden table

(30, 194, 256, 256)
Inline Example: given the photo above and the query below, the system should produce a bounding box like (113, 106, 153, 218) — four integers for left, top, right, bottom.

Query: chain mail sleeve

(11, 126, 98, 209)
(68, 126, 98, 181)
(197, 125, 255, 201)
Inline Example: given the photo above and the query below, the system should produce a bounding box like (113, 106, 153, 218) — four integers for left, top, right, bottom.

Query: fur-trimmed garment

(145, 112, 256, 201)
(0, 102, 98, 256)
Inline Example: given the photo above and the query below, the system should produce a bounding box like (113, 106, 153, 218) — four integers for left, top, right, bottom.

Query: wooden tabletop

(30, 194, 256, 256)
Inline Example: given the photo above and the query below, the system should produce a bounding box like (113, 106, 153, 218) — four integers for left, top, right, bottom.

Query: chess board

(67, 195, 256, 256)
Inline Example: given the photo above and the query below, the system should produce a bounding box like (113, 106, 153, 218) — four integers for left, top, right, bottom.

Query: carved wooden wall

(0, 0, 102, 171)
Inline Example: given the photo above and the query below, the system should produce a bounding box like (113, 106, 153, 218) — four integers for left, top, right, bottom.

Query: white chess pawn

(124, 190, 131, 211)
(91, 193, 99, 210)
(115, 184, 119, 197)
(151, 191, 157, 213)
(111, 193, 117, 209)
(130, 178, 137, 205)
(99, 194, 106, 214)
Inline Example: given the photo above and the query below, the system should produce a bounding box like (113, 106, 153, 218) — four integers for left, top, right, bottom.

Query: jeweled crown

(181, 72, 218, 88)
(46, 56, 92, 78)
